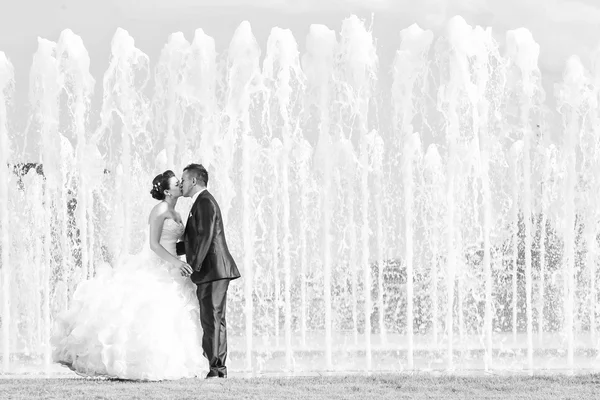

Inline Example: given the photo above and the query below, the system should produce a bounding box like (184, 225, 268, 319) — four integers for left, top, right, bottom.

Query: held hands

(177, 261, 193, 277)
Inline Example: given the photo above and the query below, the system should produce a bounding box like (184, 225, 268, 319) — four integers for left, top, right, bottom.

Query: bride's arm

(149, 204, 188, 267)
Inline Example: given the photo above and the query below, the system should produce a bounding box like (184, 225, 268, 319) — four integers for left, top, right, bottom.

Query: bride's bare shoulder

(148, 202, 169, 223)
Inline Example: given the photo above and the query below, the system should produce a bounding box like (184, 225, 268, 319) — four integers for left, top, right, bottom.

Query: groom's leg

(217, 281, 229, 376)
(197, 280, 229, 376)
(197, 282, 217, 375)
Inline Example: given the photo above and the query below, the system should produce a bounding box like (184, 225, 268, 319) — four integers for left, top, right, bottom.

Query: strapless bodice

(160, 219, 184, 256)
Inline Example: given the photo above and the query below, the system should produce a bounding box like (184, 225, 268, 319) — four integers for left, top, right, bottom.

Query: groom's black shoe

(205, 370, 219, 379)
(218, 372, 227, 379)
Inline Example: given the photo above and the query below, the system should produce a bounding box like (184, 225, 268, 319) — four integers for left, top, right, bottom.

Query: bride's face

(166, 176, 182, 198)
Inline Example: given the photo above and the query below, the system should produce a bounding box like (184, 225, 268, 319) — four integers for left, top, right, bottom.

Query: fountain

(1, 13, 600, 376)
(392, 22, 432, 369)
(0, 51, 13, 374)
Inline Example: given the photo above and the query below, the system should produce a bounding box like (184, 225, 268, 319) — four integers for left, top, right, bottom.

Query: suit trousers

(196, 279, 230, 375)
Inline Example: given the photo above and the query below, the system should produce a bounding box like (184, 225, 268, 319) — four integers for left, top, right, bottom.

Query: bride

(51, 170, 204, 380)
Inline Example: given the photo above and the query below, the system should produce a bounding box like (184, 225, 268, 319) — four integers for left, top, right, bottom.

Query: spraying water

(392, 22, 433, 369)
(1, 15, 600, 375)
(0, 52, 13, 373)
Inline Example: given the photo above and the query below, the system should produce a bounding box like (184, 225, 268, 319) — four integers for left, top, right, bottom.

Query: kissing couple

(51, 163, 241, 380)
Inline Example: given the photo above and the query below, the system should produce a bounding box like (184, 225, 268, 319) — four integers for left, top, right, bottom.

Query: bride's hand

(177, 261, 193, 277)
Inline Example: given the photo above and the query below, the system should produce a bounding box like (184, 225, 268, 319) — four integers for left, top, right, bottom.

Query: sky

(1, 0, 598, 72)
(0, 0, 598, 145)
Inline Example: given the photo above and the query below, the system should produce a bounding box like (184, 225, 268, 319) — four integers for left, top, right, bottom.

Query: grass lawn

(1, 374, 599, 399)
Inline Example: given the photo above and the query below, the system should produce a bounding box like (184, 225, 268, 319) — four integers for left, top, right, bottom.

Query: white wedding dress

(51, 219, 205, 380)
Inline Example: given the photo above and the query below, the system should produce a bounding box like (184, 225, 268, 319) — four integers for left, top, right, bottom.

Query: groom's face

(180, 171, 194, 198)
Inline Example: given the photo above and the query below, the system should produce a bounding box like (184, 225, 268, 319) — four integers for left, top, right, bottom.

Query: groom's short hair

(184, 163, 208, 187)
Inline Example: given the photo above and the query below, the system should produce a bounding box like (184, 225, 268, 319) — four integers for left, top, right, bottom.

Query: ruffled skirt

(51, 250, 205, 380)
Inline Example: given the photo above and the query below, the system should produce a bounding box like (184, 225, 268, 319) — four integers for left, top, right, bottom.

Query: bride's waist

(150, 250, 178, 262)
(161, 245, 177, 256)
(139, 244, 179, 265)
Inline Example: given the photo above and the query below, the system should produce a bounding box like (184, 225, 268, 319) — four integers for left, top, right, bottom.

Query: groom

(177, 163, 240, 379)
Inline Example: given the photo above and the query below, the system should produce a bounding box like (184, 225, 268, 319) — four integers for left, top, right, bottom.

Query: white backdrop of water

(1, 14, 600, 375)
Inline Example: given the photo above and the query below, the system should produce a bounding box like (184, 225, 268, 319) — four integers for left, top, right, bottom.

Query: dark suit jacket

(176, 190, 240, 285)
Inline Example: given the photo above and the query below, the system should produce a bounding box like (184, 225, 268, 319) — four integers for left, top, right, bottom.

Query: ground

(1, 374, 599, 400)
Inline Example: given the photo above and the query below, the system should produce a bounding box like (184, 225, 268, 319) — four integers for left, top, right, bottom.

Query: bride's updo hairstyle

(150, 170, 176, 201)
